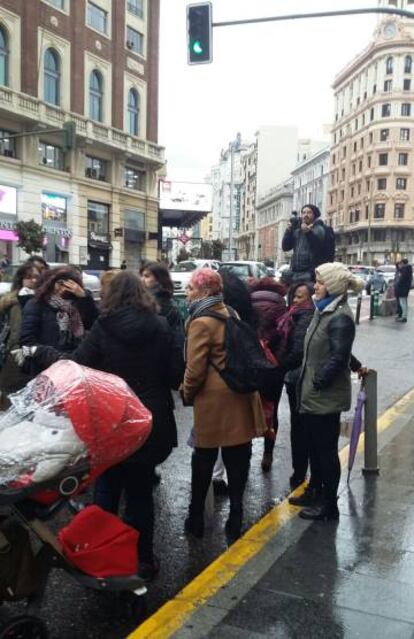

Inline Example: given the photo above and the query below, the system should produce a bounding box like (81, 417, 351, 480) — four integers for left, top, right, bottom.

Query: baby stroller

(0, 361, 153, 638)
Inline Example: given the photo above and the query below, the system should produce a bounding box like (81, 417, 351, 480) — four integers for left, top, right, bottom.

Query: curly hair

(35, 267, 83, 302)
(101, 270, 158, 314)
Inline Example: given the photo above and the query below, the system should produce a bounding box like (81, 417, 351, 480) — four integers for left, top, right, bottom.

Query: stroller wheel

(121, 591, 147, 623)
(0, 615, 48, 639)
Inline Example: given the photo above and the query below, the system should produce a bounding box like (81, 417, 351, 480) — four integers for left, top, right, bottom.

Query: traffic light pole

(211, 7, 414, 29)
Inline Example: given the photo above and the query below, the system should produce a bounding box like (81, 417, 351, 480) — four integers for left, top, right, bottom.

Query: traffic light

(63, 121, 76, 152)
(187, 2, 212, 65)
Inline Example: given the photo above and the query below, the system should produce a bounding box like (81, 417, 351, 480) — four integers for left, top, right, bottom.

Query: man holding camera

(282, 204, 327, 284)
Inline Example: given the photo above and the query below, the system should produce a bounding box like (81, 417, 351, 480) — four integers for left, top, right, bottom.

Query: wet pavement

(178, 412, 414, 639)
(2, 307, 414, 638)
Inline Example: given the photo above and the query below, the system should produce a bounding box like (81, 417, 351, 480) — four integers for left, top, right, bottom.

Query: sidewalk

(133, 385, 414, 639)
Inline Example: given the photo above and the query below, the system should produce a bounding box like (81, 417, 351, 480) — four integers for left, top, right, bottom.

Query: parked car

(347, 265, 372, 285)
(219, 260, 268, 280)
(170, 259, 220, 294)
(376, 264, 396, 286)
(0, 263, 101, 300)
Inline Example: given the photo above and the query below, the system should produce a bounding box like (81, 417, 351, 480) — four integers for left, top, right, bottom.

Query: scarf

(188, 295, 223, 318)
(275, 301, 314, 360)
(48, 295, 85, 347)
(314, 294, 337, 312)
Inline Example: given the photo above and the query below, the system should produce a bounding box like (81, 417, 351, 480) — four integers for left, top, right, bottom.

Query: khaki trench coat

(183, 302, 265, 448)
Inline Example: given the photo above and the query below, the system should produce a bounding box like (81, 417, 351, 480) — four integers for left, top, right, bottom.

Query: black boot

(299, 501, 339, 521)
(289, 485, 321, 507)
(184, 511, 204, 538)
(225, 510, 242, 543)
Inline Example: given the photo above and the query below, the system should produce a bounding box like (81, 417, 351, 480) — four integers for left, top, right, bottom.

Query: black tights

(305, 412, 341, 504)
(190, 443, 252, 518)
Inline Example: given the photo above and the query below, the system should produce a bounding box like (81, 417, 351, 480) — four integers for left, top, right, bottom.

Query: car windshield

(220, 264, 250, 277)
(171, 262, 197, 273)
(349, 267, 370, 277)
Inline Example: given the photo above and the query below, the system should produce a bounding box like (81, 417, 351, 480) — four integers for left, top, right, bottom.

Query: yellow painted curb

(129, 385, 414, 639)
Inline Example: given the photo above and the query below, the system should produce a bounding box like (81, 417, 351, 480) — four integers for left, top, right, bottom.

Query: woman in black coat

(26, 271, 184, 581)
(20, 267, 98, 359)
(276, 283, 315, 488)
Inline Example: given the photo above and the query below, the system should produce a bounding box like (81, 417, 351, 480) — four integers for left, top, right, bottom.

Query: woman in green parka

(0, 262, 39, 408)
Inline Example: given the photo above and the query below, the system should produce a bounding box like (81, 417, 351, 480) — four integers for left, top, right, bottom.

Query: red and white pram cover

(0, 360, 152, 503)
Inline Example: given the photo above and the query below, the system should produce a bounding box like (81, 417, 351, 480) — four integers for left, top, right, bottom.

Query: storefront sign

(88, 231, 111, 249)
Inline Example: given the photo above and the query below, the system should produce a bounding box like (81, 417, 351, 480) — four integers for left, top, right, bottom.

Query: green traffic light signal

(192, 40, 204, 55)
(187, 3, 212, 64)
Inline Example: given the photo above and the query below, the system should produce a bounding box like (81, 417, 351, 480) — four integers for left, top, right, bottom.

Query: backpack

(199, 306, 279, 396)
(318, 223, 336, 264)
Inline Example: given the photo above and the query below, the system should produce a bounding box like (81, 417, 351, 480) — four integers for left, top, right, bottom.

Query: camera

(290, 211, 300, 230)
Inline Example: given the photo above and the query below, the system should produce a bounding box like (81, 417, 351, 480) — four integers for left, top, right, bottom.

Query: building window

(398, 152, 408, 165)
(384, 79, 392, 92)
(352, 162, 355, 175)
(360, 137, 364, 149)
(45, 0, 65, 8)
(373, 230, 386, 242)
(87, 2, 108, 34)
(396, 177, 407, 190)
(380, 128, 390, 141)
(43, 48, 60, 106)
(125, 165, 145, 190)
(87, 201, 109, 235)
(381, 103, 391, 117)
(404, 78, 411, 91)
(373, 84, 377, 95)
(124, 208, 145, 230)
(85, 155, 107, 180)
(127, 88, 140, 136)
(89, 70, 103, 121)
(405, 55, 412, 74)
(379, 153, 388, 166)
(358, 160, 363, 172)
(370, 107, 375, 121)
(127, 0, 143, 18)
(355, 118, 358, 131)
(126, 26, 143, 55)
(374, 203, 385, 219)
(394, 203, 405, 219)
(367, 155, 372, 168)
(377, 178, 387, 190)
(401, 103, 411, 116)
(369, 132, 373, 144)
(385, 56, 393, 74)
(38, 142, 63, 170)
(0, 25, 9, 87)
(342, 146, 346, 158)
(0, 129, 15, 158)
(353, 141, 357, 152)
(400, 128, 410, 141)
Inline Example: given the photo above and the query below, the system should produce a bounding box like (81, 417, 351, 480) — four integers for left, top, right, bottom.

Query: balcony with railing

(0, 86, 164, 166)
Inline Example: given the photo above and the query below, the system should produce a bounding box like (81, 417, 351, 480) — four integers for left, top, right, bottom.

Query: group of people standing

(0, 204, 367, 582)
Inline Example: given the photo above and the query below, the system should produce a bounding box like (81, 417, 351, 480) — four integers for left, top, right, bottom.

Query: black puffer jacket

(34, 307, 184, 451)
(20, 294, 98, 352)
(282, 220, 326, 277)
(280, 307, 314, 384)
(394, 263, 413, 298)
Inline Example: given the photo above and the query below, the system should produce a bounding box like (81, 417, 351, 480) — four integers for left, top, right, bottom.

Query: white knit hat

(315, 262, 364, 296)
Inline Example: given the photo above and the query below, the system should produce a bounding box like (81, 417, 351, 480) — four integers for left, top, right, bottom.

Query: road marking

(129, 385, 414, 639)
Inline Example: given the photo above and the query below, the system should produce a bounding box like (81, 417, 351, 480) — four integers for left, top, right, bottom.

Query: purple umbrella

(347, 381, 367, 484)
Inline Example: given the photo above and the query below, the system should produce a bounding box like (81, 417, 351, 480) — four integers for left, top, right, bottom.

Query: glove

(11, 346, 38, 367)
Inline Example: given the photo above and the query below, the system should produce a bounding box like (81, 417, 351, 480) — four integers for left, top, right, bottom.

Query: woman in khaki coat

(183, 268, 265, 542)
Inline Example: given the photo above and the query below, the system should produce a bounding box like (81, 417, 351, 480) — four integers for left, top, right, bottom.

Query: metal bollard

(362, 369, 379, 476)
(369, 291, 375, 320)
(355, 293, 362, 325)
(373, 291, 380, 316)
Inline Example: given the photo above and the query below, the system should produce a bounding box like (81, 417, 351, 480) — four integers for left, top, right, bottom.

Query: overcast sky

(158, 0, 380, 182)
